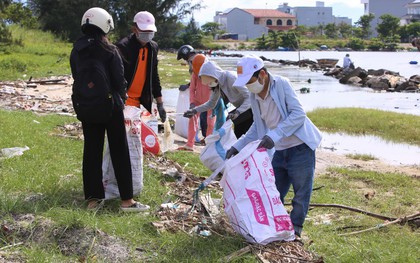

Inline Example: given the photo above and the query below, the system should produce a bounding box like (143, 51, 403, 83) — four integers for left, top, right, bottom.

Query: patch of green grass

(307, 108, 420, 146)
(0, 25, 72, 80)
(305, 167, 420, 262)
(346, 153, 378, 161)
(1, 25, 187, 87)
(158, 52, 191, 89)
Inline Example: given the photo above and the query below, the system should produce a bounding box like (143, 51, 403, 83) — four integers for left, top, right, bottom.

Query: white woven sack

(102, 106, 144, 200)
(174, 87, 190, 139)
(220, 141, 295, 244)
(199, 120, 237, 171)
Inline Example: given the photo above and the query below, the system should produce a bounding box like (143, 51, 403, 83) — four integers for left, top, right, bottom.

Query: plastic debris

(0, 146, 30, 159)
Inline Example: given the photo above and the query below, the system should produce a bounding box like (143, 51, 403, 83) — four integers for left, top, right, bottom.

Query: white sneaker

(120, 202, 150, 212)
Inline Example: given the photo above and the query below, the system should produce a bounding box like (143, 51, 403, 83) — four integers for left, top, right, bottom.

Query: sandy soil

(6, 79, 420, 178)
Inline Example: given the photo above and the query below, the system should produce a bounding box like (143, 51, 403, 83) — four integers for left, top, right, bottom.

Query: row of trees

(256, 13, 420, 51)
(0, 0, 211, 49)
(1, 1, 420, 51)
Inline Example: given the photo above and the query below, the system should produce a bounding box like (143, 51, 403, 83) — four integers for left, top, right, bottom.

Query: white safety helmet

(81, 7, 114, 34)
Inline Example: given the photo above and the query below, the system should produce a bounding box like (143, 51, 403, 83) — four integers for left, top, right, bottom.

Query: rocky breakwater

(214, 52, 419, 93)
(323, 66, 420, 93)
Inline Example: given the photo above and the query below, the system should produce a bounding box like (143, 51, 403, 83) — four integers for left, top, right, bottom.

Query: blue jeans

(272, 143, 315, 236)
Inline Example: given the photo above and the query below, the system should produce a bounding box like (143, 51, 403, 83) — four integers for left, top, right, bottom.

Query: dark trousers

(81, 108, 133, 201)
(232, 108, 253, 139)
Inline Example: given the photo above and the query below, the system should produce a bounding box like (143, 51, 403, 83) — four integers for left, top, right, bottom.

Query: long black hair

(81, 24, 115, 53)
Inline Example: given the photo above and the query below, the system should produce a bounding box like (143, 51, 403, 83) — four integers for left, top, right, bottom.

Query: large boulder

(409, 75, 420, 84)
(365, 77, 389, 90)
(364, 74, 407, 91)
(324, 67, 342, 77)
(385, 75, 406, 89)
(339, 67, 368, 84)
(347, 76, 363, 85)
(395, 81, 418, 91)
(367, 69, 400, 77)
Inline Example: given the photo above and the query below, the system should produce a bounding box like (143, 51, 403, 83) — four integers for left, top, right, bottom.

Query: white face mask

(136, 32, 154, 43)
(246, 78, 264, 94)
(208, 81, 218, 88)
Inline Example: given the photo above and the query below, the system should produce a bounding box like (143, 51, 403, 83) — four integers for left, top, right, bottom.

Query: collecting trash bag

(102, 105, 143, 199)
(199, 120, 236, 172)
(174, 85, 190, 139)
(140, 105, 160, 155)
(220, 141, 295, 244)
(140, 118, 160, 156)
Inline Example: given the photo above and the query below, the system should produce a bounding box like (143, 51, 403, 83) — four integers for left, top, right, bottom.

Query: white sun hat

(133, 11, 157, 32)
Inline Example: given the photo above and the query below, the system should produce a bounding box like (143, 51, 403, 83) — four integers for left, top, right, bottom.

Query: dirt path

(314, 150, 419, 177)
(2, 79, 419, 178)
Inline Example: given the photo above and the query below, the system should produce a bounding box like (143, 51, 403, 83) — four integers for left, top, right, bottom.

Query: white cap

(133, 11, 157, 32)
(233, 55, 264, 86)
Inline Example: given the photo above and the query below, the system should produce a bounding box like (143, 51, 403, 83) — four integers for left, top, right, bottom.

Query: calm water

(162, 51, 420, 165)
(224, 50, 420, 78)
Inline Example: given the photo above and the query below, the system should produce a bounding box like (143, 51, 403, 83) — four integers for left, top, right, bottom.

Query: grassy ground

(1, 27, 419, 262)
(0, 26, 72, 81)
(0, 109, 419, 262)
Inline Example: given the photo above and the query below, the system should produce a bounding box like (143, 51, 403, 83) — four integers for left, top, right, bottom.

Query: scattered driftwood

(339, 212, 420, 236)
(52, 123, 83, 140)
(26, 78, 68, 85)
(287, 202, 419, 236)
(221, 245, 252, 262)
(306, 203, 396, 221)
(0, 76, 74, 115)
(145, 154, 322, 262)
(222, 242, 324, 263)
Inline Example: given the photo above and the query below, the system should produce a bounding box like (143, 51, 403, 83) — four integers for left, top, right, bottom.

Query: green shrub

(347, 37, 366, 50)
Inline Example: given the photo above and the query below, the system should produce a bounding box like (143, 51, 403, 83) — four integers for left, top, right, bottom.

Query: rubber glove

(225, 147, 239, 159)
(258, 135, 275, 149)
(226, 110, 240, 121)
(183, 108, 197, 118)
(157, 102, 167, 123)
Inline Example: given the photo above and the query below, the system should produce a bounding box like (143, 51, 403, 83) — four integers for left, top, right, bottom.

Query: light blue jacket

(233, 74, 322, 154)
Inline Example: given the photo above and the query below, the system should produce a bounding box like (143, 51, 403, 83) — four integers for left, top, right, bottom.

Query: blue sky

(191, 0, 365, 26)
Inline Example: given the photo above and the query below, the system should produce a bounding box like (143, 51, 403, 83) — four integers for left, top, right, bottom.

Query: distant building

(401, 0, 420, 25)
(361, 0, 413, 37)
(294, 1, 334, 27)
(277, 2, 352, 26)
(214, 8, 296, 40)
(278, 3, 294, 14)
